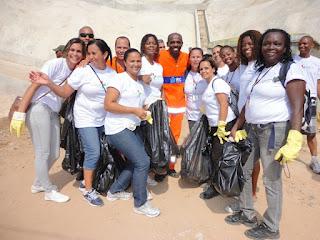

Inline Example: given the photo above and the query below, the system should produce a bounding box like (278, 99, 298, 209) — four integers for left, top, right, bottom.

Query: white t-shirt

(31, 58, 72, 113)
(202, 76, 237, 127)
(184, 71, 208, 121)
(217, 64, 229, 79)
(222, 67, 241, 92)
(67, 64, 116, 128)
(105, 72, 146, 135)
(138, 56, 164, 105)
(245, 62, 306, 124)
(294, 55, 320, 97)
(238, 61, 258, 112)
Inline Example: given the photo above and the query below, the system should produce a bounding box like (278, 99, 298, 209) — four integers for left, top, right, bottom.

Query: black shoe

(199, 185, 219, 199)
(245, 222, 280, 239)
(225, 211, 258, 228)
(167, 169, 179, 178)
(76, 170, 84, 181)
(154, 174, 166, 182)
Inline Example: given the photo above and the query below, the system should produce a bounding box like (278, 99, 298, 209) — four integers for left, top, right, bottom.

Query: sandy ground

(0, 59, 320, 239)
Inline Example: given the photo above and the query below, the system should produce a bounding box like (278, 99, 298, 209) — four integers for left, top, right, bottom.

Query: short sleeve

(67, 67, 88, 91)
(213, 78, 230, 94)
(40, 58, 61, 79)
(107, 74, 124, 94)
(284, 62, 307, 86)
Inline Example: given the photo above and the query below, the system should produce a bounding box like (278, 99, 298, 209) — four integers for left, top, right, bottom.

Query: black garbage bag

(141, 100, 180, 175)
(180, 115, 212, 183)
(92, 134, 127, 196)
(60, 92, 84, 174)
(213, 138, 252, 197)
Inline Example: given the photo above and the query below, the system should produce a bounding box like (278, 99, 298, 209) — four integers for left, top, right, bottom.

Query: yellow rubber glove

(10, 112, 26, 138)
(317, 112, 320, 122)
(144, 111, 153, 124)
(274, 129, 303, 165)
(213, 121, 231, 144)
(235, 129, 248, 143)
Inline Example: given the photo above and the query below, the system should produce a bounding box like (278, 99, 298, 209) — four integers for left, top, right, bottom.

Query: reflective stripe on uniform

(167, 107, 186, 114)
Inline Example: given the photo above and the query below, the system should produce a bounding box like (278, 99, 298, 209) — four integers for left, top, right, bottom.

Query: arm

(29, 71, 75, 98)
(138, 74, 152, 85)
(216, 93, 228, 122)
(286, 79, 305, 130)
(18, 83, 41, 112)
(104, 87, 147, 120)
(230, 107, 246, 138)
(160, 86, 165, 100)
(317, 79, 320, 100)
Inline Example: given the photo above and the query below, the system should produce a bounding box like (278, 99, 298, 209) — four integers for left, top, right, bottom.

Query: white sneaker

(133, 201, 161, 218)
(31, 185, 44, 194)
(147, 176, 158, 186)
(31, 184, 58, 194)
(146, 188, 153, 201)
(45, 190, 70, 203)
(310, 161, 320, 174)
(106, 191, 133, 201)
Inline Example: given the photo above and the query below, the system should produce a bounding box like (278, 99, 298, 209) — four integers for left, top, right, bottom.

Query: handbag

(8, 72, 72, 122)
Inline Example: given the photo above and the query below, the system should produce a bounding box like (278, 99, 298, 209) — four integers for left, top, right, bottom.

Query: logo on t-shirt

(137, 90, 142, 97)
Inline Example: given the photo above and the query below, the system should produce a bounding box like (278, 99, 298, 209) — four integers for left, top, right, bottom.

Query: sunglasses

(79, 33, 94, 38)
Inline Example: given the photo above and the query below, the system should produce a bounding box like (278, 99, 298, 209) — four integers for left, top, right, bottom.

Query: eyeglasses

(79, 33, 94, 38)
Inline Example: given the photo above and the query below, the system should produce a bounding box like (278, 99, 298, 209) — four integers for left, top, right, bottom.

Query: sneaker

(133, 201, 161, 218)
(200, 185, 220, 199)
(225, 200, 240, 213)
(167, 169, 179, 178)
(146, 188, 153, 201)
(31, 184, 58, 194)
(83, 189, 104, 207)
(245, 222, 280, 239)
(225, 211, 258, 228)
(147, 176, 158, 186)
(78, 181, 85, 192)
(45, 190, 70, 203)
(310, 161, 320, 174)
(106, 191, 133, 201)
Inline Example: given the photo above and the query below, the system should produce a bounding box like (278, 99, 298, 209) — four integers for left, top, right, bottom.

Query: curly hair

(140, 34, 160, 61)
(255, 28, 292, 70)
(236, 30, 262, 65)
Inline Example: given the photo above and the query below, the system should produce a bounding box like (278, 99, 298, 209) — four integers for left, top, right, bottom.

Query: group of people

(9, 25, 320, 239)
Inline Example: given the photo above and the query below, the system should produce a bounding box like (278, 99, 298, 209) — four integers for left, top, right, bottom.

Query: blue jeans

(106, 127, 150, 207)
(77, 126, 104, 171)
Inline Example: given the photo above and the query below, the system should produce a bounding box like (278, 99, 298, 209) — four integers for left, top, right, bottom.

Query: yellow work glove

(317, 112, 320, 122)
(144, 111, 153, 124)
(10, 112, 26, 138)
(235, 129, 248, 143)
(213, 121, 231, 144)
(274, 129, 303, 165)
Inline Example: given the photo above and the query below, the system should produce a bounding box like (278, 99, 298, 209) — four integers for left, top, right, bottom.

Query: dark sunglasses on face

(79, 33, 94, 38)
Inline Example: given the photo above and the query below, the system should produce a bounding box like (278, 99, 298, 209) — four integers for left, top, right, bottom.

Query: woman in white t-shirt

(10, 38, 85, 203)
(225, 30, 262, 214)
(220, 45, 240, 92)
(184, 47, 207, 131)
(104, 49, 161, 218)
(29, 39, 116, 207)
(225, 29, 306, 239)
(198, 58, 237, 200)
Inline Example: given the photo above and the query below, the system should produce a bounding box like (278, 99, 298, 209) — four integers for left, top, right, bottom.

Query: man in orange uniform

(158, 33, 188, 178)
(107, 36, 130, 73)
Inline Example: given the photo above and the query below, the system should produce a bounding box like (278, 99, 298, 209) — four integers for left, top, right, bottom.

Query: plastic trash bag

(213, 139, 252, 197)
(60, 92, 84, 174)
(180, 115, 212, 183)
(92, 134, 126, 196)
(141, 100, 180, 175)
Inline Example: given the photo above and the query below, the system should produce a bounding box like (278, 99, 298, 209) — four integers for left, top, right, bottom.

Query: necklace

(226, 71, 235, 84)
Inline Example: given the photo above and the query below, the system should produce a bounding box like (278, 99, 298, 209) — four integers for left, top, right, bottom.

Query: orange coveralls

(106, 56, 125, 73)
(158, 50, 188, 144)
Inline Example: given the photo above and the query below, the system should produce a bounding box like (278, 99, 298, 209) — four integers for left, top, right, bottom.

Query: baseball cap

(53, 45, 65, 52)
